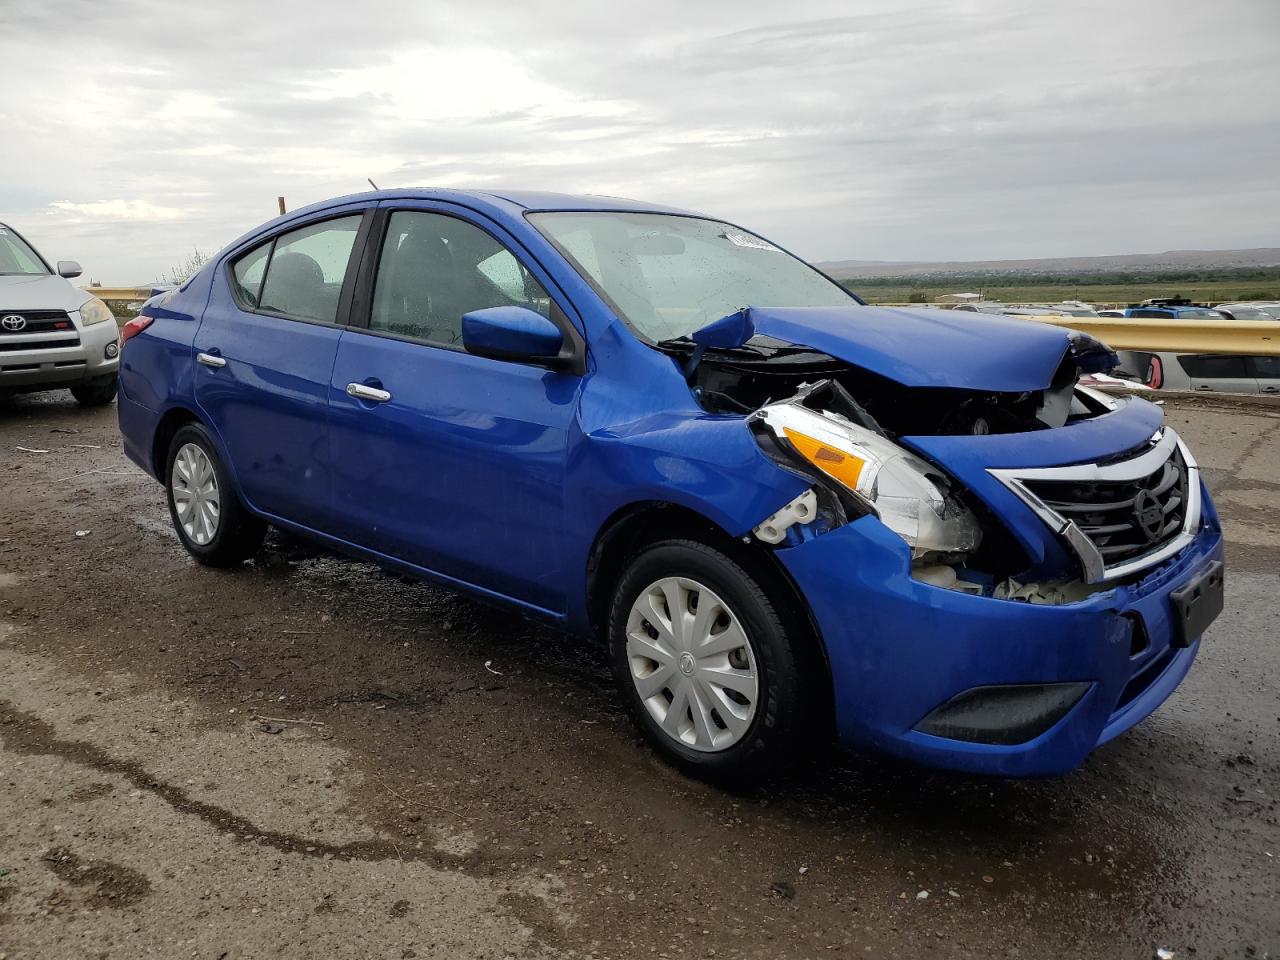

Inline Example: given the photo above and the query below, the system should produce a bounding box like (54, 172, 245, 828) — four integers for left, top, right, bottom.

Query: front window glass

(258, 216, 361, 323)
(529, 212, 855, 342)
(371, 211, 551, 346)
(0, 226, 48, 275)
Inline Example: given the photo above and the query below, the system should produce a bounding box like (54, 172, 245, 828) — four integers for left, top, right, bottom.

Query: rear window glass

(240, 216, 362, 324)
(232, 242, 272, 306)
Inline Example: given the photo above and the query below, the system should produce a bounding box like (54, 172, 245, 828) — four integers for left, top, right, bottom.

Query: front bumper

(779, 483, 1223, 777)
(0, 318, 119, 390)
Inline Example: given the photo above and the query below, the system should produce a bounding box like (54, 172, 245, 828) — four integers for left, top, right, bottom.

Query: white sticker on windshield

(722, 230, 780, 252)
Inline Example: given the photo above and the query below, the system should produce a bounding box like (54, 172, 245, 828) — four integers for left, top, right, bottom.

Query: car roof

(290, 188, 700, 218)
(222, 188, 715, 258)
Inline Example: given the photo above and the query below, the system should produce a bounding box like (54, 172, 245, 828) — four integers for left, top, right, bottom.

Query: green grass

(848, 279, 1279, 307)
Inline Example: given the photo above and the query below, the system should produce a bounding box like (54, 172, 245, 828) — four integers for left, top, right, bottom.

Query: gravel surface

(1, 390, 1277, 959)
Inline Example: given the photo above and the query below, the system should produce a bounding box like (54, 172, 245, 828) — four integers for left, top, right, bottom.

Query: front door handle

(346, 382, 392, 403)
(197, 351, 226, 369)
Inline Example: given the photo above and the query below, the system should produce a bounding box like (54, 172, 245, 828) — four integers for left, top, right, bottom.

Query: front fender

(561, 411, 807, 633)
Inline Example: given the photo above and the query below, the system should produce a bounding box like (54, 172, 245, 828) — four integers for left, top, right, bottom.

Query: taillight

(120, 315, 154, 344)
(1146, 355, 1164, 389)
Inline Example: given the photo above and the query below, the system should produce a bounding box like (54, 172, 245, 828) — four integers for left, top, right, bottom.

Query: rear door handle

(346, 382, 392, 403)
(197, 351, 226, 369)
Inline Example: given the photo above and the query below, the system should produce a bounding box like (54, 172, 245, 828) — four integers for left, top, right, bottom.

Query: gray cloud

(1, 0, 1277, 281)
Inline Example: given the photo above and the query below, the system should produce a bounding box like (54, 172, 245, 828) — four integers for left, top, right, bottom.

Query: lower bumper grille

(0, 336, 81, 352)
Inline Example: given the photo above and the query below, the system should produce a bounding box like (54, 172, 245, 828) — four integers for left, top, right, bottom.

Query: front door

(327, 206, 583, 614)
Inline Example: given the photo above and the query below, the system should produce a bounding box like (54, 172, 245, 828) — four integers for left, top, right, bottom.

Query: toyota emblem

(1, 314, 26, 331)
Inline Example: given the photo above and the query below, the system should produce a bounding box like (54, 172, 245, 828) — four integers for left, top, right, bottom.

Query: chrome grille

(0, 309, 74, 334)
(990, 429, 1201, 583)
(1022, 446, 1188, 565)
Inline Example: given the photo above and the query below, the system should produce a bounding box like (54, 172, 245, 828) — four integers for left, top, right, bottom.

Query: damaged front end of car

(617, 301, 1223, 776)
(660, 306, 1130, 605)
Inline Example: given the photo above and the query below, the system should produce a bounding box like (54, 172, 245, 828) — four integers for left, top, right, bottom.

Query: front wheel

(608, 539, 806, 780)
(165, 423, 266, 567)
(70, 374, 117, 407)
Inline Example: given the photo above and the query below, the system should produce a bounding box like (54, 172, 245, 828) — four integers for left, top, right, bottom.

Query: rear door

(1177, 354, 1259, 394)
(193, 209, 371, 529)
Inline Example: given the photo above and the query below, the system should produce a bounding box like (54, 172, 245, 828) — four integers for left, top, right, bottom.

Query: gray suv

(1116, 350, 1280, 395)
(0, 223, 120, 406)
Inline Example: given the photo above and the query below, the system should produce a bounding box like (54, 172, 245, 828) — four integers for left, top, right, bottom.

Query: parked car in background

(1115, 350, 1280, 395)
(951, 302, 1098, 319)
(1212, 303, 1280, 321)
(117, 188, 1224, 780)
(0, 222, 120, 405)
(950, 301, 1007, 314)
(1104, 299, 1226, 321)
(1045, 302, 1100, 317)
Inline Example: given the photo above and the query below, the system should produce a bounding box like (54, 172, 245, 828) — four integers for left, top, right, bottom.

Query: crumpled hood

(0, 273, 92, 312)
(747, 305, 1076, 392)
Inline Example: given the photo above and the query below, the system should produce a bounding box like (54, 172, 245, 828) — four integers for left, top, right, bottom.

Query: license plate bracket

(1170, 560, 1224, 648)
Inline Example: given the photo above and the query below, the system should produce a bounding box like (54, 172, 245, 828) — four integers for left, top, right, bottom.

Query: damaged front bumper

(777, 486, 1223, 777)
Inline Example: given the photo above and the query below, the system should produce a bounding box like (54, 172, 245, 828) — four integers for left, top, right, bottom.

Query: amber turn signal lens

(783, 428, 867, 491)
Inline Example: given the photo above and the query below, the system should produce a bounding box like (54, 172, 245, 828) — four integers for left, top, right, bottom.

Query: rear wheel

(165, 423, 265, 566)
(608, 539, 805, 780)
(70, 374, 117, 407)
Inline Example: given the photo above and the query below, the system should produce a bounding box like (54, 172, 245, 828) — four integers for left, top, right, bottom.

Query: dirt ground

(1, 390, 1277, 960)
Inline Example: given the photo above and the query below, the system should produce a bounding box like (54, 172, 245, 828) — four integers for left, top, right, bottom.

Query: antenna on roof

(367, 178, 380, 190)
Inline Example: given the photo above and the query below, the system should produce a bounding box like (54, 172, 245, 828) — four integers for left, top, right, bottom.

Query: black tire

(165, 422, 266, 567)
(70, 374, 118, 407)
(608, 539, 805, 781)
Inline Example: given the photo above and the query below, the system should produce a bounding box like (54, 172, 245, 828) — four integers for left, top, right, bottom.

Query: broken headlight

(754, 401, 982, 558)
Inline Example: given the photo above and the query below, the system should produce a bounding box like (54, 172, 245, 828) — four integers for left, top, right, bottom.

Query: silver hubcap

(171, 442, 220, 546)
(626, 576, 759, 753)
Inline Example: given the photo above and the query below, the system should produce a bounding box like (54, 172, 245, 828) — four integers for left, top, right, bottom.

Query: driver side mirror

(462, 306, 580, 372)
(57, 260, 82, 279)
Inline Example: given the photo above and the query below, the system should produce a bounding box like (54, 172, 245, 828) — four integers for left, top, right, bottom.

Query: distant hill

(816, 248, 1280, 280)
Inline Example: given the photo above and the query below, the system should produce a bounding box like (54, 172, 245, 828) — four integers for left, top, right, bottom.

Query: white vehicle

(0, 223, 120, 405)
(1212, 302, 1280, 321)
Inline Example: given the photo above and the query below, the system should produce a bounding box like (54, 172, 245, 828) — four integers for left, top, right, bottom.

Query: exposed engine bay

(662, 335, 1116, 436)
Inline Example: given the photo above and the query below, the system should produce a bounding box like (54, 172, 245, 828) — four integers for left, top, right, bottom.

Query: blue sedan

(117, 190, 1224, 779)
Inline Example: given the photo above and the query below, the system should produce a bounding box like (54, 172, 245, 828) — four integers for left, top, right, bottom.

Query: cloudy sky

(2, 0, 1277, 282)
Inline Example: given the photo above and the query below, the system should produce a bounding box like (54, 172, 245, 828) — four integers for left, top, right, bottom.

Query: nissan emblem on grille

(1, 314, 27, 331)
(1133, 489, 1165, 542)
